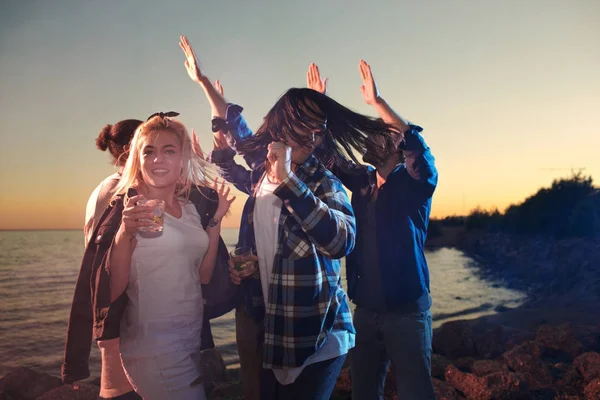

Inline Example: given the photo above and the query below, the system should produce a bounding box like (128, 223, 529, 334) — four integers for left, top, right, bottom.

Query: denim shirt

(333, 125, 438, 308)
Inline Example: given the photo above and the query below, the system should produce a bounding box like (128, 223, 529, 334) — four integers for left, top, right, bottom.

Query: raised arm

(269, 143, 356, 259)
(359, 60, 437, 196)
(306, 63, 371, 193)
(359, 59, 409, 133)
(198, 180, 236, 283)
(179, 35, 229, 119)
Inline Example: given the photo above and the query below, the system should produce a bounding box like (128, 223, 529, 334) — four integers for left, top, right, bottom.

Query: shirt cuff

(399, 124, 427, 152)
(208, 147, 236, 164)
(274, 172, 307, 201)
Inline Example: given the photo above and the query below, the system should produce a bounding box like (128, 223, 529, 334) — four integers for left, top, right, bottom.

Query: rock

(432, 377, 460, 400)
(471, 360, 509, 377)
(444, 364, 529, 400)
(431, 354, 453, 379)
(584, 378, 600, 400)
(537, 323, 586, 360)
(504, 331, 537, 352)
(501, 340, 556, 389)
(0, 367, 61, 400)
(474, 324, 507, 359)
(36, 383, 99, 400)
(433, 320, 477, 359)
(574, 352, 600, 383)
(455, 357, 476, 373)
(554, 365, 586, 398)
(501, 351, 554, 389)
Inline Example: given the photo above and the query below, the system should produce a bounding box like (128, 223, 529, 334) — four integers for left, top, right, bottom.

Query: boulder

(501, 341, 554, 389)
(536, 323, 586, 360)
(36, 383, 99, 400)
(471, 360, 509, 377)
(432, 377, 461, 400)
(584, 378, 600, 400)
(445, 364, 529, 400)
(433, 320, 477, 359)
(574, 352, 600, 383)
(0, 367, 61, 400)
(431, 354, 453, 379)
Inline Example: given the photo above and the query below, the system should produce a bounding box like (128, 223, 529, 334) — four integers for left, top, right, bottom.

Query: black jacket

(61, 186, 239, 383)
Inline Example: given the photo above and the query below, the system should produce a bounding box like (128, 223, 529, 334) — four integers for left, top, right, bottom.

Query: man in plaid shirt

(210, 100, 356, 372)
(179, 35, 399, 399)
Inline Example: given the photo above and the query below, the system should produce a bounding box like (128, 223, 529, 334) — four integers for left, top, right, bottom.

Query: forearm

(210, 147, 254, 194)
(198, 77, 229, 118)
(372, 98, 410, 134)
(275, 173, 356, 259)
(199, 226, 221, 284)
(108, 227, 135, 302)
(402, 125, 438, 197)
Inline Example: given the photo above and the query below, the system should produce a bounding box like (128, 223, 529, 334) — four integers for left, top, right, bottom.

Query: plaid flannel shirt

(209, 104, 356, 369)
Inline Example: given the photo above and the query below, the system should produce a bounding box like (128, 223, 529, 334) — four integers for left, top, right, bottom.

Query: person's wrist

(116, 224, 135, 243)
(197, 76, 212, 87)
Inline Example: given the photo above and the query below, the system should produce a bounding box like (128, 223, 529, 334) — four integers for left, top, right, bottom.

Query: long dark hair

(236, 88, 397, 168)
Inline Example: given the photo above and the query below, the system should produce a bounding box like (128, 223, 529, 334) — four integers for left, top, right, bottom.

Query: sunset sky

(1, 0, 599, 230)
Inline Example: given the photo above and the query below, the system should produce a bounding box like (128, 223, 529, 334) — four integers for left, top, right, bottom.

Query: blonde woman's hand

(212, 178, 236, 222)
(191, 129, 205, 159)
(179, 35, 208, 85)
(118, 195, 154, 237)
(306, 63, 328, 95)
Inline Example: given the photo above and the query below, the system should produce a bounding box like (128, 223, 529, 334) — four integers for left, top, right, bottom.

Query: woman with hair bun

(64, 119, 144, 400)
(85, 119, 143, 245)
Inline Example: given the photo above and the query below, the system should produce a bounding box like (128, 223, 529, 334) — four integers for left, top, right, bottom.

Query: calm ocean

(0, 229, 525, 378)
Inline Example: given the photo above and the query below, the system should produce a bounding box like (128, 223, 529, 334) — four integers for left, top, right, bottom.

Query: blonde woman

(63, 113, 235, 400)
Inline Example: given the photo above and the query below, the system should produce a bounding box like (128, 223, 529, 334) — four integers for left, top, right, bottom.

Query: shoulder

(189, 185, 219, 223)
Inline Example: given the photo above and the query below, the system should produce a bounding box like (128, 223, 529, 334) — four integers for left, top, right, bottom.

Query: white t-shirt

(84, 173, 121, 245)
(253, 176, 355, 385)
(120, 202, 208, 358)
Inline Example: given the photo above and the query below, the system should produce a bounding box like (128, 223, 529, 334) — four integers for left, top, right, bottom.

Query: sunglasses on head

(146, 111, 180, 121)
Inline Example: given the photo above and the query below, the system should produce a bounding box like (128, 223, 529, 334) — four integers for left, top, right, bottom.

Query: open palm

(359, 59, 380, 105)
(179, 35, 207, 84)
(306, 63, 328, 95)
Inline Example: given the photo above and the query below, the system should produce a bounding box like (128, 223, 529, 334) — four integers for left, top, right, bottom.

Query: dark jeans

(260, 354, 346, 400)
(350, 307, 435, 400)
(99, 391, 142, 400)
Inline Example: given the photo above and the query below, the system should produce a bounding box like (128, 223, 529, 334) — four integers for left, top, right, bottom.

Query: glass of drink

(137, 198, 165, 232)
(230, 246, 254, 272)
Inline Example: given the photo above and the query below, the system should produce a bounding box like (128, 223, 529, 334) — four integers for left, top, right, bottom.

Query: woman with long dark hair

(179, 35, 398, 400)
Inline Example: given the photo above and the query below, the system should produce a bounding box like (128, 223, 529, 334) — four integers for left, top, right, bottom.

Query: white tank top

(120, 202, 208, 357)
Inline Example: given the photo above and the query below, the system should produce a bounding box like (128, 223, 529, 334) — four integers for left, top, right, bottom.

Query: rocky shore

(3, 230, 599, 399)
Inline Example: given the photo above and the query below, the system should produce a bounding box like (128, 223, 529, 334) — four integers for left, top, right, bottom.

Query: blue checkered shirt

(209, 104, 356, 369)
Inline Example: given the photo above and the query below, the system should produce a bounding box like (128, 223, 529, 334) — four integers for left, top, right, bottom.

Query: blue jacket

(333, 125, 438, 307)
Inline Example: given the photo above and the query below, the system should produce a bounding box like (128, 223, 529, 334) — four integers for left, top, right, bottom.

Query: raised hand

(306, 63, 328, 95)
(211, 178, 236, 221)
(191, 129, 205, 159)
(267, 142, 292, 183)
(214, 80, 224, 95)
(179, 35, 208, 84)
(359, 59, 381, 105)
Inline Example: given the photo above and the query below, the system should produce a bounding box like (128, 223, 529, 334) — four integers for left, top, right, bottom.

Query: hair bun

(95, 124, 113, 151)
